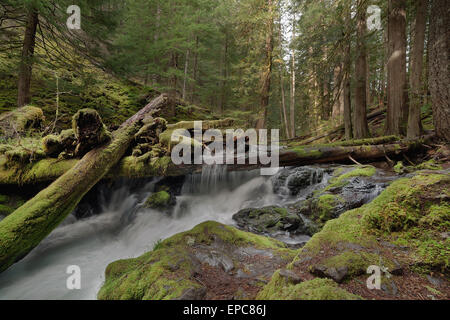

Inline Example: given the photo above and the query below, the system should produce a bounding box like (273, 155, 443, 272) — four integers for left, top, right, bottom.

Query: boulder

(271, 167, 324, 195)
(98, 221, 296, 300)
(232, 206, 305, 235)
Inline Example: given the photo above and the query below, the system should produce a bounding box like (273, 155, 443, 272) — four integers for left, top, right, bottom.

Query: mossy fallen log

(0, 137, 427, 186)
(0, 106, 45, 138)
(0, 94, 177, 273)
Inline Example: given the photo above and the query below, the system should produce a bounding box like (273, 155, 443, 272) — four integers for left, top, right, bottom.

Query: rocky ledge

(98, 170, 449, 300)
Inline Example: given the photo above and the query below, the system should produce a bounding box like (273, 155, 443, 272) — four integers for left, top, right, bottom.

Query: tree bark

(17, 8, 38, 107)
(386, 0, 408, 135)
(0, 94, 176, 273)
(407, 0, 428, 139)
(353, 1, 370, 139)
(279, 68, 290, 139)
(289, 13, 296, 138)
(257, 0, 274, 130)
(0, 135, 422, 187)
(343, 5, 353, 140)
(182, 49, 190, 101)
(428, 0, 450, 141)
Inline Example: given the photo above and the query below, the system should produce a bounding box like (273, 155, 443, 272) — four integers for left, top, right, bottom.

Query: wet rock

(271, 167, 324, 195)
(195, 251, 235, 273)
(279, 269, 303, 284)
(426, 275, 442, 287)
(290, 166, 388, 234)
(310, 265, 348, 284)
(390, 259, 403, 276)
(98, 221, 296, 300)
(293, 256, 312, 267)
(176, 287, 207, 300)
(144, 190, 176, 212)
(232, 206, 305, 235)
(381, 278, 398, 296)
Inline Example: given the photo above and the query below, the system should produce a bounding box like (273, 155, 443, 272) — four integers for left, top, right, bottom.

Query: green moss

(0, 204, 14, 216)
(291, 146, 323, 159)
(257, 271, 362, 300)
(164, 221, 291, 253)
(394, 161, 405, 174)
(42, 135, 62, 156)
(320, 165, 376, 193)
(315, 195, 343, 222)
(144, 191, 171, 209)
(0, 106, 45, 137)
(322, 251, 396, 278)
(98, 221, 295, 300)
(287, 136, 399, 149)
(295, 172, 449, 273)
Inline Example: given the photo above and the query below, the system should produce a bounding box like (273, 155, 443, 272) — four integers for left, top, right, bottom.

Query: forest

(0, 0, 448, 301)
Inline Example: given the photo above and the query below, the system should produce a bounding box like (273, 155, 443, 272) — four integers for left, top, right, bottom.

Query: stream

(0, 165, 390, 300)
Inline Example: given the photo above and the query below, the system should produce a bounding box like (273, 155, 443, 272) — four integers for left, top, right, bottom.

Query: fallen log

(0, 94, 177, 273)
(0, 136, 427, 186)
(286, 108, 386, 145)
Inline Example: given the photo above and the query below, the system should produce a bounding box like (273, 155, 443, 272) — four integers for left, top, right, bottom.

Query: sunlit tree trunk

(386, 0, 408, 135)
(257, 0, 274, 129)
(353, 1, 370, 138)
(428, 0, 450, 141)
(407, 0, 428, 138)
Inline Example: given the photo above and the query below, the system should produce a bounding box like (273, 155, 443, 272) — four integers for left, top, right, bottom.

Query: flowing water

(0, 165, 387, 300)
(0, 167, 283, 299)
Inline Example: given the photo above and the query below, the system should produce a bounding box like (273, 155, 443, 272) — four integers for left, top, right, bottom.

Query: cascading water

(0, 165, 278, 300)
(0, 164, 391, 300)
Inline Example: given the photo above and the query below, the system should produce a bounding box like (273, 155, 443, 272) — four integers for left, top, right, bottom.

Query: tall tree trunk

(407, 0, 428, 138)
(257, 0, 274, 130)
(277, 15, 290, 138)
(289, 14, 296, 138)
(428, 0, 450, 141)
(343, 70, 353, 140)
(182, 49, 190, 101)
(386, 0, 408, 135)
(17, 8, 38, 107)
(353, 1, 370, 139)
(219, 32, 229, 114)
(191, 35, 199, 103)
(332, 65, 343, 126)
(279, 68, 290, 138)
(343, 5, 353, 140)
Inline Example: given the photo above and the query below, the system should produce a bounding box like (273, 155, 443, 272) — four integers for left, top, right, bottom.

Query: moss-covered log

(0, 106, 45, 138)
(0, 137, 427, 186)
(0, 94, 177, 273)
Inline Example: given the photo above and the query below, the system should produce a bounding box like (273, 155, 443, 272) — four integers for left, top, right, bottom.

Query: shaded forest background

(0, 0, 448, 141)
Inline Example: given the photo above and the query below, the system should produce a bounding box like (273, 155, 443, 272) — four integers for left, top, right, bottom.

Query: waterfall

(0, 168, 277, 300)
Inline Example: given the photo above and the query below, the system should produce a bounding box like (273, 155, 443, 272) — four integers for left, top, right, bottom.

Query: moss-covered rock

(289, 165, 380, 234)
(232, 206, 304, 235)
(98, 221, 296, 300)
(291, 171, 449, 280)
(0, 106, 45, 138)
(144, 191, 173, 211)
(257, 271, 362, 300)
